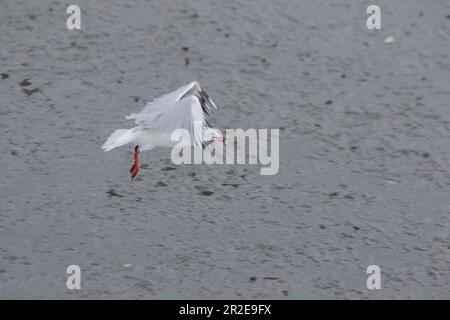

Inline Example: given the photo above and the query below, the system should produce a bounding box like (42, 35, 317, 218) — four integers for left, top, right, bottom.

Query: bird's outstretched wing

(125, 81, 220, 147)
(131, 95, 211, 147)
(126, 81, 219, 121)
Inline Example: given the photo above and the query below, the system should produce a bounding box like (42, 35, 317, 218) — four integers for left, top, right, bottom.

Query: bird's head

(204, 128, 227, 144)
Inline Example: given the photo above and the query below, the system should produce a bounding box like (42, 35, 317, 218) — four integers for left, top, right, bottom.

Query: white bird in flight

(102, 81, 226, 180)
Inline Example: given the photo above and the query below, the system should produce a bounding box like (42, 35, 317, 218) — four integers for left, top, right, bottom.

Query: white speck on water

(384, 35, 395, 44)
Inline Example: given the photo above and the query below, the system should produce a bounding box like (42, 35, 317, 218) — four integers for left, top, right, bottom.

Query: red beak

(214, 136, 227, 144)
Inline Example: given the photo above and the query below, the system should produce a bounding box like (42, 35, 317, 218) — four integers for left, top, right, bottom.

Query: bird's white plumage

(101, 81, 220, 152)
(126, 81, 199, 120)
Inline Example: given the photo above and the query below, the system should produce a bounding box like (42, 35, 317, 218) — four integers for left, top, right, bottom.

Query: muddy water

(0, 0, 449, 298)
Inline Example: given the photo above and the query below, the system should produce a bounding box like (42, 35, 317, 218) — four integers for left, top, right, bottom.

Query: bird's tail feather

(101, 128, 136, 151)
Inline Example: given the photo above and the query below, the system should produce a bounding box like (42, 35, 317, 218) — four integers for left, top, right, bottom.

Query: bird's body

(103, 127, 176, 152)
(102, 81, 225, 180)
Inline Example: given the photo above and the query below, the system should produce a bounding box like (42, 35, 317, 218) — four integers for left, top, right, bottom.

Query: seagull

(101, 81, 226, 181)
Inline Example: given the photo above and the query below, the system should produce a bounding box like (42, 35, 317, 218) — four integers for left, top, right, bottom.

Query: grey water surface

(0, 0, 449, 299)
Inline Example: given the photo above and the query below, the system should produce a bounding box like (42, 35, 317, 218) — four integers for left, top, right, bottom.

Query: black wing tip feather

(196, 87, 219, 116)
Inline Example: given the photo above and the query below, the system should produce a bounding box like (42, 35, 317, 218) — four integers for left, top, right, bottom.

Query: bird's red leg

(130, 145, 140, 181)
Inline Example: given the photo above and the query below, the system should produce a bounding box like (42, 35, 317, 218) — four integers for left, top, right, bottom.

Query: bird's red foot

(130, 145, 140, 181)
(130, 163, 139, 181)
